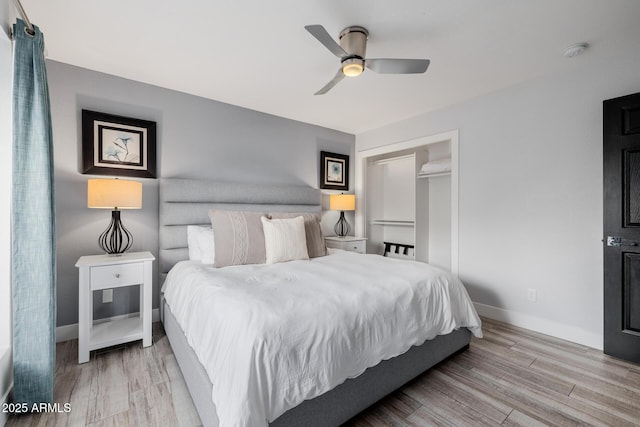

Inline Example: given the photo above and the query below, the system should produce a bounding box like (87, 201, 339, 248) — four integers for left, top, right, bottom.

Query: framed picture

(320, 151, 349, 190)
(82, 109, 157, 178)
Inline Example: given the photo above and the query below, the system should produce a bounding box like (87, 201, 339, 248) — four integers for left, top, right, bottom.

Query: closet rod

(12, 0, 35, 35)
(373, 153, 415, 166)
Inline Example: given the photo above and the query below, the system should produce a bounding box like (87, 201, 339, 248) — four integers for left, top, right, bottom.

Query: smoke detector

(563, 43, 588, 58)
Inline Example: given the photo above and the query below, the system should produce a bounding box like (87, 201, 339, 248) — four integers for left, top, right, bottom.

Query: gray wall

(48, 60, 354, 327)
(356, 50, 640, 349)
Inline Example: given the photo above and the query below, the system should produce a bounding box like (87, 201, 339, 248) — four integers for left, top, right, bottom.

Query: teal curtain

(12, 19, 56, 405)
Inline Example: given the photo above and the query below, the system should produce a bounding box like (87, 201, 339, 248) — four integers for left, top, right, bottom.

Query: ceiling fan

(305, 24, 431, 95)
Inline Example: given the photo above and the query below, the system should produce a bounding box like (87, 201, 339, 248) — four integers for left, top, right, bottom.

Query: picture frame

(320, 151, 349, 190)
(82, 109, 157, 178)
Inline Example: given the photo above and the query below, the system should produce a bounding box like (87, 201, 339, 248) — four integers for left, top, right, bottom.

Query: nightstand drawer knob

(91, 263, 144, 288)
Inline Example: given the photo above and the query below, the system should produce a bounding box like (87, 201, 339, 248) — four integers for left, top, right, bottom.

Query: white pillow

(261, 216, 309, 264)
(420, 158, 451, 175)
(187, 225, 215, 264)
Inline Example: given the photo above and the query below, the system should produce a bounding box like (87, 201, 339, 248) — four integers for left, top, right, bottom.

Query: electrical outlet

(527, 288, 537, 303)
(102, 289, 113, 303)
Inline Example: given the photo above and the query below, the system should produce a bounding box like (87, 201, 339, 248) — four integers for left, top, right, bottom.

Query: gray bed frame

(159, 178, 471, 427)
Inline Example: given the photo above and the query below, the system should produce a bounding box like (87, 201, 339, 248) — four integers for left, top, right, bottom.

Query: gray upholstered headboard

(159, 178, 322, 281)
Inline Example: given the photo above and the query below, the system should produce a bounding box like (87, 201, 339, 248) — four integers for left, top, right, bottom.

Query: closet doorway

(355, 130, 459, 273)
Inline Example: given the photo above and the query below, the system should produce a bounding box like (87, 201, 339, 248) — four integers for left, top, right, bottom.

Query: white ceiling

(17, 0, 640, 134)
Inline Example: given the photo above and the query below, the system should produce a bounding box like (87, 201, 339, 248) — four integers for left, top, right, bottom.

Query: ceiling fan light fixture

(342, 57, 364, 77)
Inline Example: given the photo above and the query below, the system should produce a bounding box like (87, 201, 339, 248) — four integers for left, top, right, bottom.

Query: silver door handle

(607, 236, 637, 247)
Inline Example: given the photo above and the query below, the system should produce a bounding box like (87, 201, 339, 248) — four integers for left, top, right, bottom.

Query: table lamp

(87, 178, 142, 254)
(329, 194, 355, 237)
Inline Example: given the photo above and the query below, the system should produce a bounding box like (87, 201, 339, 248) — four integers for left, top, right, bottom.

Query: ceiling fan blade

(305, 25, 348, 58)
(366, 58, 430, 74)
(314, 69, 345, 95)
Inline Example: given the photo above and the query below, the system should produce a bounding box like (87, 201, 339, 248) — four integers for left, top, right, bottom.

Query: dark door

(604, 92, 640, 363)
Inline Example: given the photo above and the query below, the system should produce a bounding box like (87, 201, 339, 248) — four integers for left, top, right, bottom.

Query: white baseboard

(0, 382, 11, 427)
(0, 385, 10, 427)
(56, 309, 160, 343)
(474, 302, 603, 350)
(0, 348, 12, 427)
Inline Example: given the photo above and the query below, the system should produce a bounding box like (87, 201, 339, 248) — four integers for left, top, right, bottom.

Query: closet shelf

(371, 220, 415, 227)
(417, 171, 451, 179)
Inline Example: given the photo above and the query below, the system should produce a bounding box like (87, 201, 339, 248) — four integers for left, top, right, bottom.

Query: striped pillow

(261, 216, 310, 264)
(268, 212, 327, 258)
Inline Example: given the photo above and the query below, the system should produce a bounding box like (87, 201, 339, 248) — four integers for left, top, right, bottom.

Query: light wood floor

(7, 318, 640, 426)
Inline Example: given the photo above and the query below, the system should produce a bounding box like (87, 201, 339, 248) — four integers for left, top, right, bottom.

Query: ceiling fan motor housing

(339, 26, 368, 60)
(339, 26, 368, 76)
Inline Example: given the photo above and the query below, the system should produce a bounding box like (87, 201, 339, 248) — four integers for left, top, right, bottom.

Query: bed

(159, 178, 481, 427)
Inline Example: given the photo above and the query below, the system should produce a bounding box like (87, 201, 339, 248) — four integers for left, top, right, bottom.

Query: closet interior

(364, 140, 452, 270)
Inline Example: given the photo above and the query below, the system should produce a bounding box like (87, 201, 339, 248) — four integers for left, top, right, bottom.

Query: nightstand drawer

(324, 237, 367, 254)
(347, 240, 366, 253)
(91, 263, 144, 290)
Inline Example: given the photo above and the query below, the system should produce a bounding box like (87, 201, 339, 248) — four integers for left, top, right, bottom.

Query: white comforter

(162, 250, 482, 427)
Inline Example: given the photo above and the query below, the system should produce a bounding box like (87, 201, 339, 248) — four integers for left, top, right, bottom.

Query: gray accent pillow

(208, 210, 267, 267)
(269, 212, 327, 258)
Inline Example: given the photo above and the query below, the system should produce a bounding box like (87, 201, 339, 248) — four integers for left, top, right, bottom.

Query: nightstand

(324, 236, 367, 254)
(75, 251, 155, 363)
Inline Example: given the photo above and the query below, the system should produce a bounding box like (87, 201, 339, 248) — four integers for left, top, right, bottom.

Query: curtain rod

(12, 0, 35, 35)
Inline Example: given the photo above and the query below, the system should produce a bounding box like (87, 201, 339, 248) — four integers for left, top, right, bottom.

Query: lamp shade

(330, 194, 355, 211)
(87, 179, 142, 209)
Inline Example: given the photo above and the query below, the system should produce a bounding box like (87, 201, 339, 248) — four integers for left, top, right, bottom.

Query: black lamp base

(334, 211, 351, 237)
(98, 210, 133, 255)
